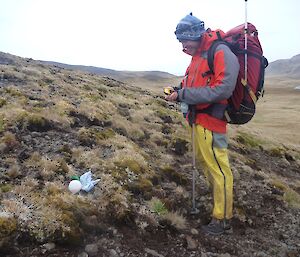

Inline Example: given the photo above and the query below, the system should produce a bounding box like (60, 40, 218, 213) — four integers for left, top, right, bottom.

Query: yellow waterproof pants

(193, 124, 233, 220)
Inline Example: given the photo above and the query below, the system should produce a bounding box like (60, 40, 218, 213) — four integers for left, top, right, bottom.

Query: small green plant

(148, 197, 168, 216)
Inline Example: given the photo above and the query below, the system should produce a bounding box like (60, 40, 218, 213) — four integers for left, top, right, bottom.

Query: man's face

(180, 40, 201, 56)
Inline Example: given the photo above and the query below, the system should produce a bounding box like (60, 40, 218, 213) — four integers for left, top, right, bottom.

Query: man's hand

(164, 86, 179, 102)
(165, 91, 178, 101)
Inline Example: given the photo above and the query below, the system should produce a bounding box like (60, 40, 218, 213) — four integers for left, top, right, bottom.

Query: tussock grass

(71, 148, 104, 171)
(162, 211, 187, 230)
(269, 178, 300, 209)
(0, 115, 5, 133)
(270, 178, 288, 191)
(283, 189, 300, 209)
(24, 153, 69, 180)
(77, 100, 115, 121)
(110, 139, 149, 174)
(0, 98, 7, 107)
(0, 132, 19, 152)
(146, 197, 187, 230)
(235, 131, 265, 148)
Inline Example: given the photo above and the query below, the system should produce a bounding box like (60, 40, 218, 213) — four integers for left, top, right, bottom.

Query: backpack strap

(188, 103, 228, 125)
(242, 55, 269, 103)
(256, 56, 268, 98)
(241, 78, 257, 103)
(202, 32, 229, 77)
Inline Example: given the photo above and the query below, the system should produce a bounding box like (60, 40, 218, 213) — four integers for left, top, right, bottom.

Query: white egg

(68, 180, 82, 194)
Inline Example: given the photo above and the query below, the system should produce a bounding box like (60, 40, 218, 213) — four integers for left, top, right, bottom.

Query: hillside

(38, 60, 180, 92)
(266, 54, 300, 79)
(0, 51, 300, 257)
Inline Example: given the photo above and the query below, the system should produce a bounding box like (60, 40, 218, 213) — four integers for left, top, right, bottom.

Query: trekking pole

(190, 108, 199, 215)
(244, 0, 248, 84)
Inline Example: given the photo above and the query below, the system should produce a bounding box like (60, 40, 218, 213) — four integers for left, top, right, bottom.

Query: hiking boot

(201, 218, 231, 235)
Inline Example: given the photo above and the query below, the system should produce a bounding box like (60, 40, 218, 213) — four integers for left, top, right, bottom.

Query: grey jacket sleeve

(177, 44, 240, 105)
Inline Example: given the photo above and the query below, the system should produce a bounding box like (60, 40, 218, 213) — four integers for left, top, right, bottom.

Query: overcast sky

(1, 0, 299, 75)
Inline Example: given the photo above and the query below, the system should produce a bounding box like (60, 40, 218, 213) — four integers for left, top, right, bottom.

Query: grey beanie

(174, 13, 205, 41)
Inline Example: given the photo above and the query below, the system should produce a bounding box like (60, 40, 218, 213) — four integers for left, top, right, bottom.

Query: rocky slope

(0, 52, 300, 257)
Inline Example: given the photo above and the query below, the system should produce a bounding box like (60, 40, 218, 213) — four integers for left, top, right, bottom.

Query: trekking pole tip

(190, 207, 200, 215)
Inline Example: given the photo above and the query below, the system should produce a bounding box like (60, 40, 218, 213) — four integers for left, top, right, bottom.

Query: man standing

(165, 13, 239, 235)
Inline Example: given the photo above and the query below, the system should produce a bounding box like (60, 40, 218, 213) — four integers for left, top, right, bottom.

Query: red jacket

(179, 30, 239, 133)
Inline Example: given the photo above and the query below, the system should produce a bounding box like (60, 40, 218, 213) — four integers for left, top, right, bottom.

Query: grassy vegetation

(0, 52, 299, 253)
(148, 197, 168, 216)
(270, 178, 300, 209)
(283, 189, 300, 209)
(235, 131, 265, 148)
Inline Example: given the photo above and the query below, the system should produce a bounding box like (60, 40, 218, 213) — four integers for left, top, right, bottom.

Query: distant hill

(0, 51, 182, 92)
(0, 52, 16, 65)
(39, 55, 300, 85)
(39, 61, 181, 93)
(266, 54, 300, 79)
(39, 60, 178, 83)
(0, 52, 177, 81)
(38, 60, 182, 93)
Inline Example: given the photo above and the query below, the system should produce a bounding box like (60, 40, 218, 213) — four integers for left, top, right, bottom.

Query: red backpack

(207, 23, 268, 124)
